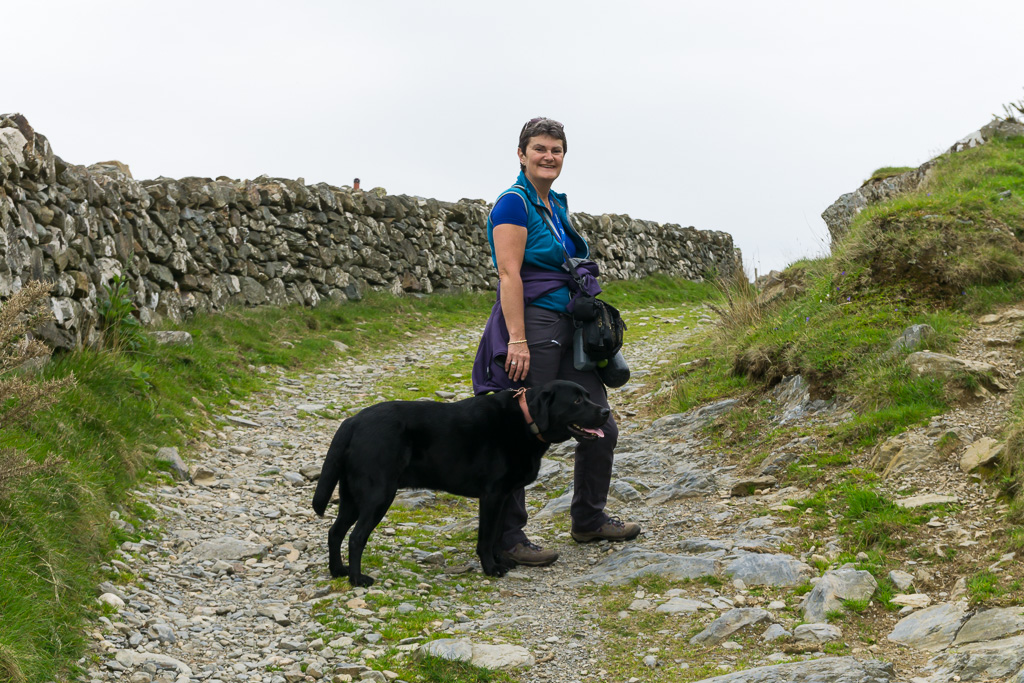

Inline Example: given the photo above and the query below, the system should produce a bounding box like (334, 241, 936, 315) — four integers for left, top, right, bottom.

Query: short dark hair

(518, 117, 566, 171)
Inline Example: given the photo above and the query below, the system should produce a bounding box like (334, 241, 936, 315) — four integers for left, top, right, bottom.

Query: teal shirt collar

(516, 170, 568, 212)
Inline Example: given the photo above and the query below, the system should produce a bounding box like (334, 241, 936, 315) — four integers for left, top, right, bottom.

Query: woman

(472, 117, 641, 567)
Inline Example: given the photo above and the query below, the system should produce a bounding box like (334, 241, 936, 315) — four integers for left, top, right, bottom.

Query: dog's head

(528, 380, 610, 443)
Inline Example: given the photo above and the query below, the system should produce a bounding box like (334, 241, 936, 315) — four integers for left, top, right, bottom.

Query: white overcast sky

(6, 1, 1023, 276)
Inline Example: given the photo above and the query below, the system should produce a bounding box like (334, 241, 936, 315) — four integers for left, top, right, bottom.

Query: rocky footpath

(0, 113, 736, 352)
(80, 303, 1024, 683)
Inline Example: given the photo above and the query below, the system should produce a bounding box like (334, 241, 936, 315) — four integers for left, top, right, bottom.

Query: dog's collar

(513, 388, 546, 443)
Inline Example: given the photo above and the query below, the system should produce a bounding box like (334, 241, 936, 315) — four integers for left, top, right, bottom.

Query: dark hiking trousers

(500, 305, 618, 550)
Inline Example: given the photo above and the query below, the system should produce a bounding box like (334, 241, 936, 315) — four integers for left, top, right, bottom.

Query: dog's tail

(312, 419, 354, 516)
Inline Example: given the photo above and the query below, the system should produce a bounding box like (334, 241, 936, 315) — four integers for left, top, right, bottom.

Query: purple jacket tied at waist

(472, 261, 603, 394)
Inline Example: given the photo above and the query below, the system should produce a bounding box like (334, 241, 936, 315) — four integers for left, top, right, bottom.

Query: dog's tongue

(582, 427, 605, 438)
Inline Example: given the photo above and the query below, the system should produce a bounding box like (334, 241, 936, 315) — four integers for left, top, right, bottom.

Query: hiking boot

(571, 517, 642, 543)
(501, 540, 559, 567)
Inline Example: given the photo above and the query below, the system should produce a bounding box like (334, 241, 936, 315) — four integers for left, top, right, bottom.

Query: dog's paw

(350, 573, 376, 587)
(481, 563, 509, 578)
(496, 554, 518, 570)
(329, 564, 349, 579)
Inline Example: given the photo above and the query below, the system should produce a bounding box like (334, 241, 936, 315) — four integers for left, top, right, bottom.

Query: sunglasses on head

(521, 117, 563, 133)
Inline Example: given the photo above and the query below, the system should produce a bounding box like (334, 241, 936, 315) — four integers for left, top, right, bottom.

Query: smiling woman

(471, 116, 642, 569)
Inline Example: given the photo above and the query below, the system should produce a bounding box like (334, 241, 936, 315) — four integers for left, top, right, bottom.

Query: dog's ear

(529, 386, 552, 435)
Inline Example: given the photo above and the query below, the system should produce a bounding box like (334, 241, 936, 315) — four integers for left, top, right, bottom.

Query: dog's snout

(600, 407, 611, 421)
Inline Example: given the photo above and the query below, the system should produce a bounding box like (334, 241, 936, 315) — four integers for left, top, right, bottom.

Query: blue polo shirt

(487, 175, 586, 312)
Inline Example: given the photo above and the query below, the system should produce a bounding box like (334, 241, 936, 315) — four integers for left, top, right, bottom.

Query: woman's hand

(505, 340, 530, 382)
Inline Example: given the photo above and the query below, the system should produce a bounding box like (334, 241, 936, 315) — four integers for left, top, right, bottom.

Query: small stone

(278, 637, 306, 652)
(151, 331, 193, 347)
(889, 570, 915, 591)
(895, 493, 959, 508)
(283, 472, 306, 485)
(97, 593, 125, 610)
(148, 623, 176, 645)
(960, 437, 1003, 473)
(224, 415, 260, 428)
(762, 624, 791, 642)
(794, 623, 842, 643)
(154, 447, 189, 481)
(730, 476, 777, 497)
(891, 593, 932, 609)
(190, 465, 217, 486)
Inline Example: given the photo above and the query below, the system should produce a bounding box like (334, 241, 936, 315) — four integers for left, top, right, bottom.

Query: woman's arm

(493, 223, 530, 382)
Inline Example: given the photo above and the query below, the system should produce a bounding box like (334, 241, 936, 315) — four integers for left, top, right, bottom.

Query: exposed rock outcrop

(821, 118, 1024, 246)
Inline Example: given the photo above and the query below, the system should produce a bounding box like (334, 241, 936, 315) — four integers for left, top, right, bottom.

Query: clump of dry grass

(0, 642, 26, 683)
(707, 265, 763, 333)
(0, 281, 74, 496)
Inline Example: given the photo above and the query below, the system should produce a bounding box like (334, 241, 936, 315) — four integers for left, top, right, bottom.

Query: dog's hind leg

(327, 493, 358, 579)
(477, 493, 512, 577)
(346, 490, 397, 587)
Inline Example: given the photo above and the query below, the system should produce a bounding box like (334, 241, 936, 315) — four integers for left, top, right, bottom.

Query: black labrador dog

(311, 380, 609, 586)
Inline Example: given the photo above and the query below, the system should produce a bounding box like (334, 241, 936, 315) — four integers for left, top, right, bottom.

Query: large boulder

(723, 552, 813, 587)
(869, 431, 941, 478)
(563, 547, 718, 587)
(686, 657, 894, 682)
(906, 351, 1009, 394)
(922, 634, 1024, 682)
(887, 601, 969, 652)
(953, 606, 1024, 646)
(959, 437, 1004, 474)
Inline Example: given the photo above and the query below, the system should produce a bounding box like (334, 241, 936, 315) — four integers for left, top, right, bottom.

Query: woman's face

(519, 134, 564, 185)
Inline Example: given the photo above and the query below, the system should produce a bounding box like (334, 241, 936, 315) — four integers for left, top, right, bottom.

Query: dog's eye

(575, 397, 582, 404)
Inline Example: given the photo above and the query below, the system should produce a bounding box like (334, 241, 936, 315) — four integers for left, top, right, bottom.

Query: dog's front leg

(477, 494, 510, 577)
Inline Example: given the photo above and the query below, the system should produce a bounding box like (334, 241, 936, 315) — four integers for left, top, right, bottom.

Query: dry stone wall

(0, 114, 737, 350)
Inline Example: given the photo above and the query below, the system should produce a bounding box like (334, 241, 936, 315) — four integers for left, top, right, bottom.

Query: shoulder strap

(496, 186, 529, 216)
(508, 185, 585, 289)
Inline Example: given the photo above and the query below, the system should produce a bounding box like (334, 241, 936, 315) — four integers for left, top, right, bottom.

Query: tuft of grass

(98, 274, 145, 352)
(841, 598, 871, 614)
(966, 570, 1003, 605)
(864, 166, 916, 184)
(708, 265, 762, 334)
(789, 483, 933, 555)
(793, 581, 814, 596)
(408, 655, 517, 682)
